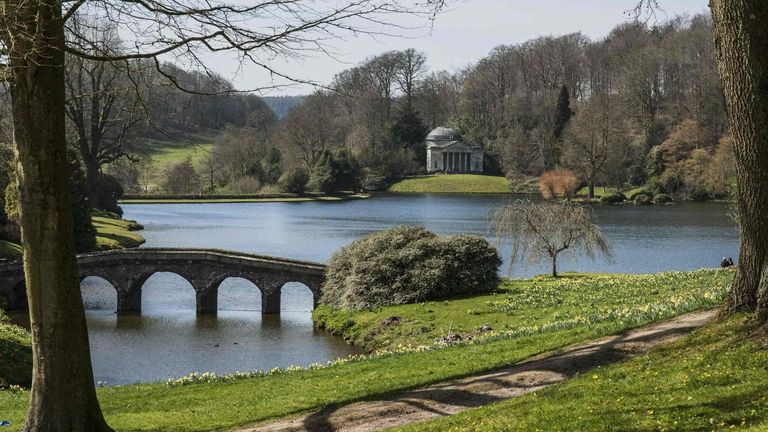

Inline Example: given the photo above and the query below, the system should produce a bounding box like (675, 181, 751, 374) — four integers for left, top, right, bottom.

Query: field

(133, 130, 218, 191)
(389, 174, 512, 193)
(0, 269, 738, 431)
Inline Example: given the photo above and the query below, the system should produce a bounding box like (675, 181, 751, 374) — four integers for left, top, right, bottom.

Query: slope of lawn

(398, 314, 768, 432)
(133, 129, 217, 190)
(314, 270, 733, 352)
(389, 174, 512, 193)
(0, 212, 144, 260)
(92, 212, 145, 250)
(0, 269, 733, 431)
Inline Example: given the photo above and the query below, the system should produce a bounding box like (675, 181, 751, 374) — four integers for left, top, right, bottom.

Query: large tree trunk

(710, 1, 768, 319)
(6, 1, 112, 430)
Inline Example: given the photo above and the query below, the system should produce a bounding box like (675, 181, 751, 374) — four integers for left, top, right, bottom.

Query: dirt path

(242, 310, 716, 432)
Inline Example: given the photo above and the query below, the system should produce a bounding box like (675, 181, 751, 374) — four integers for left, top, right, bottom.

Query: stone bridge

(0, 248, 326, 315)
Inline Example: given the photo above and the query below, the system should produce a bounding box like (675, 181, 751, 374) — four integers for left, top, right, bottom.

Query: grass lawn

(133, 130, 217, 191)
(389, 174, 512, 193)
(576, 185, 621, 198)
(0, 213, 145, 259)
(314, 270, 734, 352)
(92, 212, 145, 250)
(398, 314, 768, 432)
(0, 269, 733, 431)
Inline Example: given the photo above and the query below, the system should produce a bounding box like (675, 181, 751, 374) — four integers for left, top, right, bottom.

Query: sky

(210, 0, 710, 95)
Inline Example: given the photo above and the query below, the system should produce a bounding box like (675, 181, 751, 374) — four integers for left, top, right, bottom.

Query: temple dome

(426, 126, 461, 142)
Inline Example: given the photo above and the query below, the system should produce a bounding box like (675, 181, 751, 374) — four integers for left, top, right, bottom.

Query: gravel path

(242, 310, 716, 432)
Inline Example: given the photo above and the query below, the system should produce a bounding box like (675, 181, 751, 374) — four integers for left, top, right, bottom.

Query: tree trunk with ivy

(710, 0, 768, 319)
(5, 1, 112, 430)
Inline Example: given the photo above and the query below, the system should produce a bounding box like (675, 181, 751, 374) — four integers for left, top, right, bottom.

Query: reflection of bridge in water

(0, 248, 325, 314)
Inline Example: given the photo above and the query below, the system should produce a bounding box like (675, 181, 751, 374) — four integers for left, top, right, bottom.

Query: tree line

(156, 13, 732, 200)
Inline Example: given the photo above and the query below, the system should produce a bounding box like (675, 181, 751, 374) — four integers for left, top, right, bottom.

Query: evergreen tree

(391, 105, 429, 167)
(260, 147, 283, 185)
(309, 148, 361, 193)
(553, 85, 573, 141)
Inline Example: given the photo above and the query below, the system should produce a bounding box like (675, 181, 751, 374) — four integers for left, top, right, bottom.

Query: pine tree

(553, 85, 573, 141)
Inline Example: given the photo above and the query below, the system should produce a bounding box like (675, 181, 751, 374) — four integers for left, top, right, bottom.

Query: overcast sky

(213, 0, 710, 96)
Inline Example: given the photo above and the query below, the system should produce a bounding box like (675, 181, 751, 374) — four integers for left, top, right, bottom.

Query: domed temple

(425, 127, 484, 173)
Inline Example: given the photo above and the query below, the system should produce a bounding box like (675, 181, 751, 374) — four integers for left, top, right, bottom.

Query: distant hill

(263, 95, 306, 119)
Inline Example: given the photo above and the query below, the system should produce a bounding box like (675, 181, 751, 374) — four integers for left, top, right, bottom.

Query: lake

(61, 194, 741, 384)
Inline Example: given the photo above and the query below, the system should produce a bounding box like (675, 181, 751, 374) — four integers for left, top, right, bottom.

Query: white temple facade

(425, 127, 484, 174)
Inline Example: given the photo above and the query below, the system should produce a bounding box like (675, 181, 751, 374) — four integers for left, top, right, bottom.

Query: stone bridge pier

(0, 248, 326, 316)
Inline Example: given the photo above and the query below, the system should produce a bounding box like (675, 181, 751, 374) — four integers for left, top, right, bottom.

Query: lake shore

(119, 193, 370, 204)
(0, 269, 740, 431)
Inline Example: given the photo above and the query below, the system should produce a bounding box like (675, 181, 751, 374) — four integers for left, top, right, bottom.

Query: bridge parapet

(0, 248, 326, 315)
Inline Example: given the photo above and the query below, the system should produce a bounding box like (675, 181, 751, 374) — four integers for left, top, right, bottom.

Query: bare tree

(281, 91, 342, 170)
(0, 1, 445, 429)
(562, 94, 631, 198)
(396, 48, 427, 109)
(65, 20, 143, 206)
(491, 200, 612, 277)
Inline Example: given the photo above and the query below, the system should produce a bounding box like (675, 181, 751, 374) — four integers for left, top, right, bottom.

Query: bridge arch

(215, 276, 262, 312)
(280, 282, 320, 312)
(138, 271, 198, 313)
(79, 276, 119, 311)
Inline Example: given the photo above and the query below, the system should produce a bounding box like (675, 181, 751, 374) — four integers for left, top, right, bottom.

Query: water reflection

(74, 276, 360, 385)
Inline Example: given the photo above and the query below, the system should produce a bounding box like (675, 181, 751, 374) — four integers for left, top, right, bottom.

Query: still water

(73, 194, 738, 384)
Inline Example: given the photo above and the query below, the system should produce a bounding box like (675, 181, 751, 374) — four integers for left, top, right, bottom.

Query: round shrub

(278, 167, 309, 194)
(634, 194, 652, 205)
(600, 193, 626, 204)
(321, 226, 501, 310)
(653, 193, 673, 204)
(629, 189, 653, 201)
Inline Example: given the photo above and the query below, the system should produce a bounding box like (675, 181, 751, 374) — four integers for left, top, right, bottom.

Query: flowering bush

(321, 226, 501, 310)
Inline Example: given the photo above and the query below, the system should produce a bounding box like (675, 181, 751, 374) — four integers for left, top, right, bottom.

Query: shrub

(600, 193, 626, 204)
(686, 187, 710, 202)
(629, 189, 653, 201)
(321, 226, 501, 310)
(634, 194, 652, 205)
(277, 167, 309, 194)
(538, 169, 579, 200)
(653, 193, 673, 204)
(228, 176, 261, 194)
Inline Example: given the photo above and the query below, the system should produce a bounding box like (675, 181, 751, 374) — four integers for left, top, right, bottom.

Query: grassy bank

(0, 212, 145, 261)
(399, 314, 768, 431)
(389, 174, 512, 193)
(0, 269, 731, 430)
(314, 270, 733, 352)
(92, 212, 145, 250)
